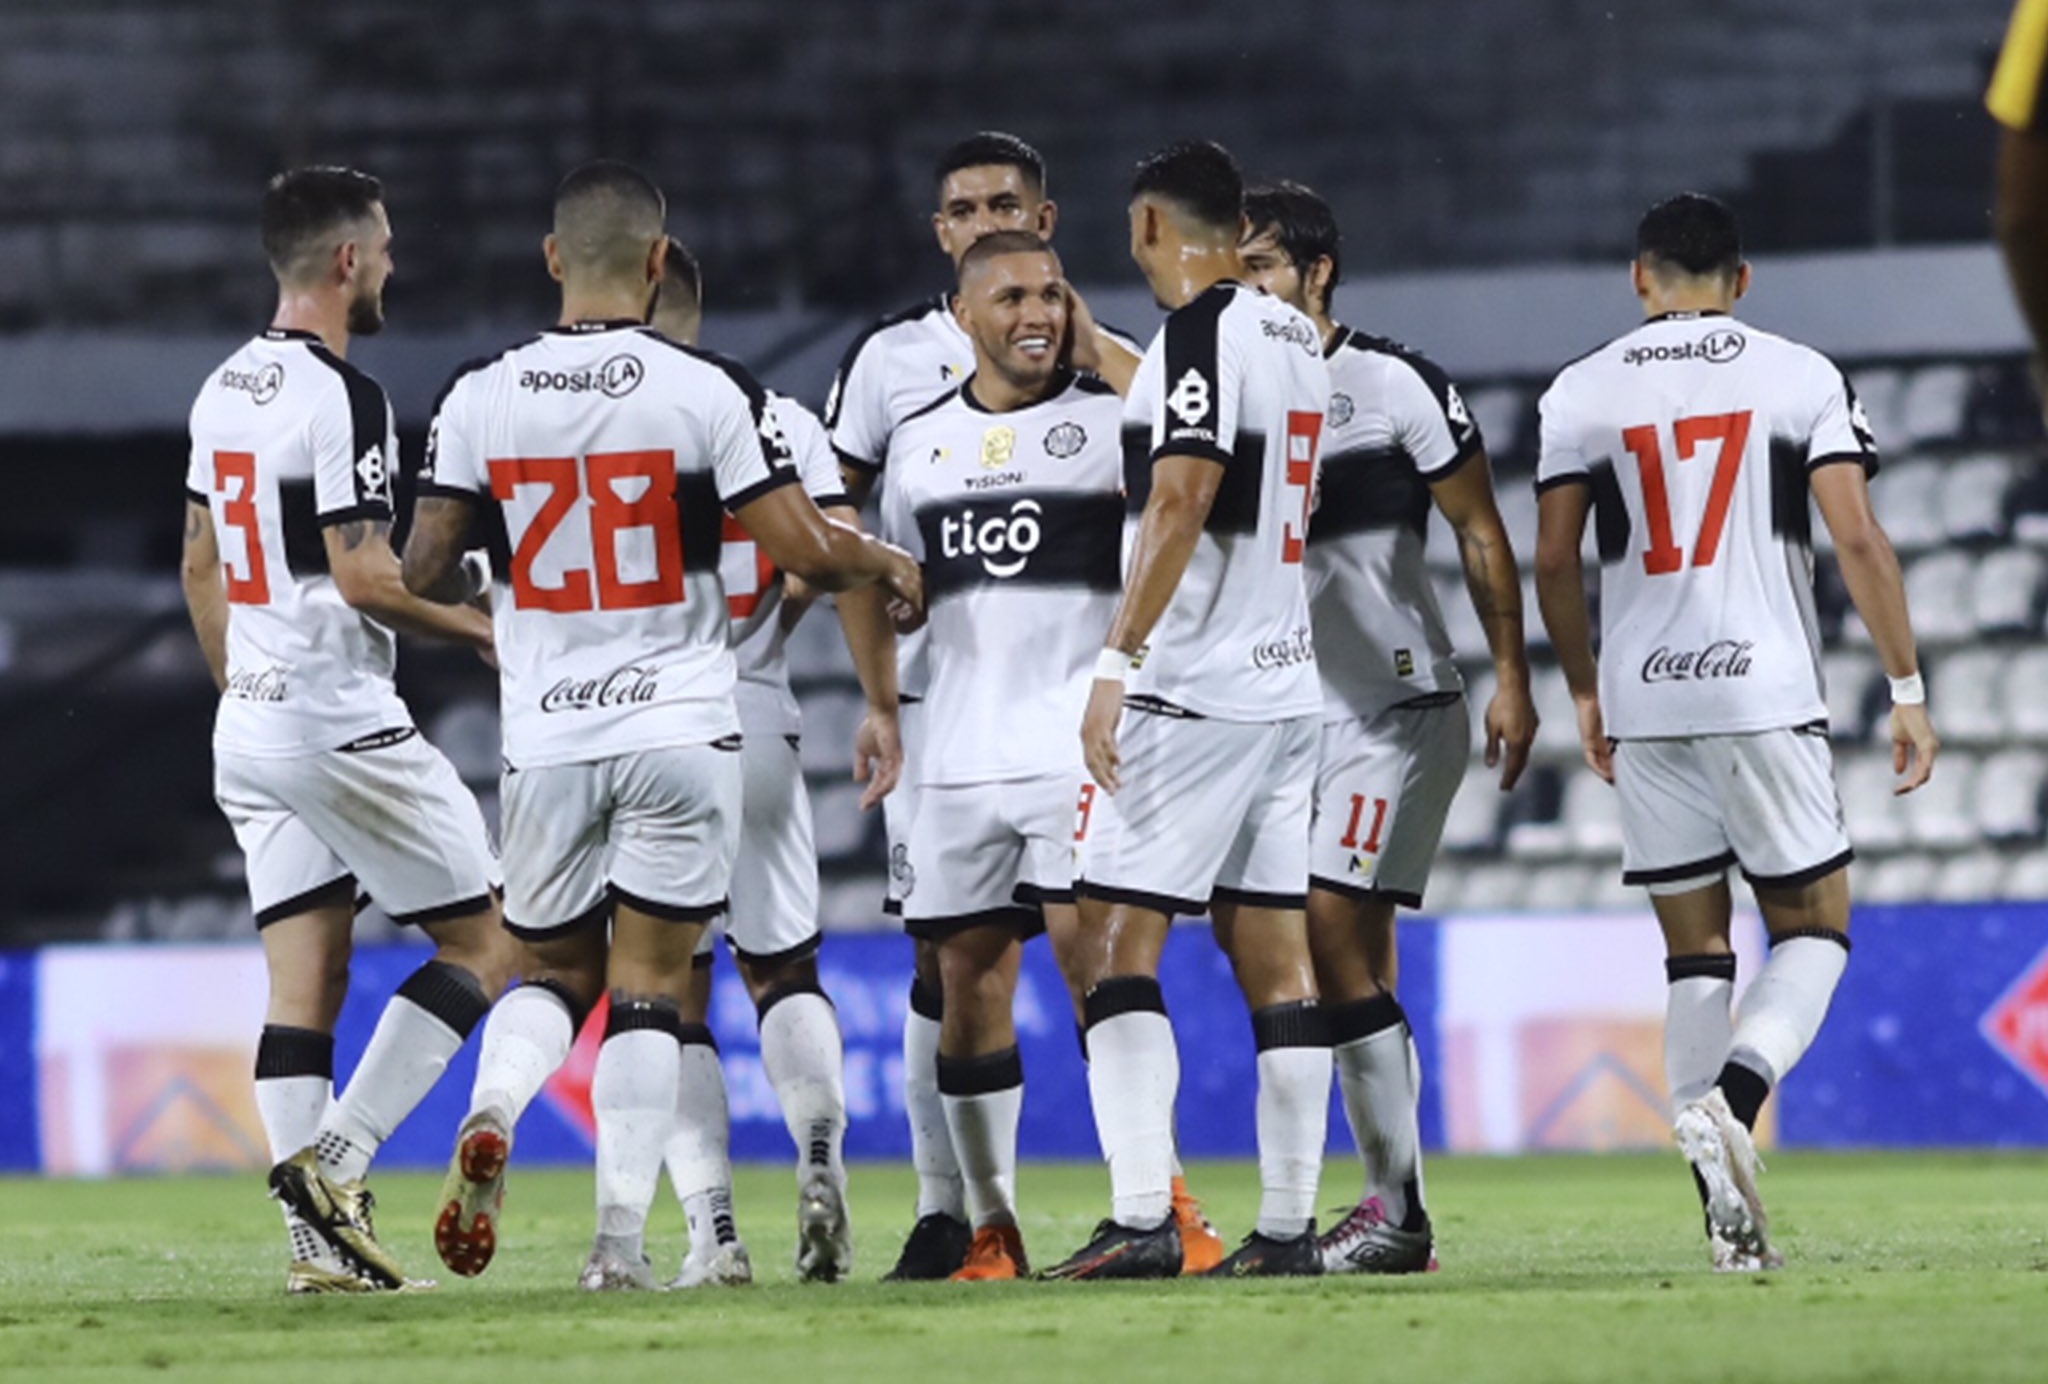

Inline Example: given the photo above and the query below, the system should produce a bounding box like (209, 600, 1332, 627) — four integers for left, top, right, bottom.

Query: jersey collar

(261, 327, 323, 343)
(959, 368, 1075, 414)
(1646, 309, 1730, 323)
(545, 318, 646, 335)
(1323, 323, 1353, 360)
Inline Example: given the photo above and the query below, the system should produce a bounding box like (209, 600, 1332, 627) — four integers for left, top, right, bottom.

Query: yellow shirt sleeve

(1990, 0, 2048, 131)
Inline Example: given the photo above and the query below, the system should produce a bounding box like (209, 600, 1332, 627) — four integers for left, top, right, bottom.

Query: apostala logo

(1327, 392, 1355, 428)
(1261, 316, 1319, 354)
(221, 362, 285, 405)
(519, 353, 645, 398)
(541, 662, 662, 712)
(1640, 640, 1754, 683)
(1043, 421, 1087, 458)
(1623, 329, 1746, 367)
(940, 497, 1042, 578)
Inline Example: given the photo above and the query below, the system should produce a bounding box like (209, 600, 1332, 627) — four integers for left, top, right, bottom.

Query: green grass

(0, 1154, 2044, 1383)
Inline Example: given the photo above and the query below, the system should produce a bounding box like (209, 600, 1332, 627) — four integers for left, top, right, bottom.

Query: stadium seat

(817, 877, 890, 931)
(1525, 862, 1596, 911)
(1580, 866, 1638, 911)
(795, 688, 866, 774)
(1869, 460, 1946, 552)
(1526, 667, 1581, 759)
(1495, 483, 1539, 559)
(1898, 363, 1971, 448)
(427, 698, 501, 786)
(1930, 649, 2010, 745)
(2007, 462, 2048, 547)
(1893, 550, 1977, 646)
(1976, 748, 2048, 843)
(1464, 385, 1524, 458)
(2001, 648, 2048, 741)
(1440, 759, 1506, 852)
(1561, 770, 1624, 856)
(1900, 749, 1977, 849)
(809, 781, 874, 859)
(2001, 850, 2048, 900)
(1521, 575, 1552, 652)
(783, 604, 856, 680)
(1940, 452, 2017, 544)
(1931, 850, 2005, 902)
(1821, 648, 1880, 741)
(1861, 853, 1937, 903)
(1849, 368, 1904, 450)
(1448, 861, 1530, 913)
(1437, 572, 1488, 656)
(1839, 752, 1910, 851)
(1971, 547, 2046, 637)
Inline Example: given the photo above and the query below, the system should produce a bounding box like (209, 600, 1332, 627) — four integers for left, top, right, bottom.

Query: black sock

(1716, 1061, 1771, 1131)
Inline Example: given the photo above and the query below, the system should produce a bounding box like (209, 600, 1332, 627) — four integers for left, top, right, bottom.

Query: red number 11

(1339, 794, 1388, 853)
(1620, 409, 1752, 577)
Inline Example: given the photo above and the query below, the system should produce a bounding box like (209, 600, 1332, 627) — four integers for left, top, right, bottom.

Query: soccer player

(880, 230, 1127, 1281)
(1992, 0, 2048, 361)
(828, 130, 1225, 1279)
(1046, 140, 1333, 1280)
(181, 166, 515, 1293)
(646, 239, 895, 1287)
(1532, 193, 1938, 1272)
(402, 162, 920, 1290)
(1238, 181, 1536, 1274)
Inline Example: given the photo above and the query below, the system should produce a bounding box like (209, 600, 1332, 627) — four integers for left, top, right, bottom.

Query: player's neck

(1639, 288, 1737, 319)
(964, 366, 1058, 414)
(559, 287, 650, 329)
(1312, 310, 1342, 351)
(270, 291, 350, 358)
(1156, 242, 1242, 309)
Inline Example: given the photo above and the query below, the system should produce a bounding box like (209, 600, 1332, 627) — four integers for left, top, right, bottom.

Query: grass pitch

(0, 1153, 2042, 1384)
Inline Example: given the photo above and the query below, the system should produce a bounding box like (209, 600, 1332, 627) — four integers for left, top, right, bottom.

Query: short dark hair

(1131, 140, 1244, 234)
(260, 166, 383, 282)
(660, 236, 703, 315)
(957, 229, 1058, 282)
(1244, 180, 1342, 310)
(1636, 192, 1743, 279)
(934, 131, 1046, 196)
(552, 160, 666, 280)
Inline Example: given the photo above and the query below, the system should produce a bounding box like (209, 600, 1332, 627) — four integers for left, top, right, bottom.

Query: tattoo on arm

(336, 518, 391, 552)
(184, 505, 205, 542)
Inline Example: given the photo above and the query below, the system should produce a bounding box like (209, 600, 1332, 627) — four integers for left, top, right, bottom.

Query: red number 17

(1621, 409, 1752, 577)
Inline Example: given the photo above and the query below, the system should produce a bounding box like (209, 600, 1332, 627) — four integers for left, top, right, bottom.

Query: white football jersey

(1308, 329, 1481, 722)
(726, 394, 850, 738)
(882, 372, 1125, 786)
(1536, 311, 1878, 738)
(825, 296, 974, 700)
(421, 321, 798, 768)
(1122, 281, 1328, 722)
(186, 328, 412, 757)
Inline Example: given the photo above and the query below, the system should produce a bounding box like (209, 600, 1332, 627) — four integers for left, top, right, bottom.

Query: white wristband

(1888, 672, 1926, 706)
(1094, 648, 1135, 682)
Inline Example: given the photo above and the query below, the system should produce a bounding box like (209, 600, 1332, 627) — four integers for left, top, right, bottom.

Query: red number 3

(213, 450, 271, 605)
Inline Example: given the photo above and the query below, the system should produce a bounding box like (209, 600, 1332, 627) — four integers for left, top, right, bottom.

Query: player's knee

(750, 962, 829, 1023)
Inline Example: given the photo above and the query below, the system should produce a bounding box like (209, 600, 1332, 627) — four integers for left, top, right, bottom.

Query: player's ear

(931, 209, 952, 258)
(1308, 257, 1335, 312)
(543, 233, 566, 284)
(645, 235, 666, 287)
(1732, 262, 1752, 302)
(950, 288, 968, 332)
(1036, 196, 1058, 240)
(1629, 258, 1649, 304)
(335, 236, 359, 287)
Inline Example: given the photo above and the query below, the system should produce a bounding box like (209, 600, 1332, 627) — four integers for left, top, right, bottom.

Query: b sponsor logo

(540, 662, 662, 713)
(355, 444, 391, 503)
(1639, 640, 1755, 683)
(221, 363, 285, 406)
(1327, 392, 1355, 428)
(224, 666, 289, 702)
(940, 497, 1042, 578)
(1251, 625, 1315, 671)
(1444, 382, 1476, 435)
(518, 354, 644, 398)
(1622, 330, 1747, 367)
(1166, 368, 1212, 428)
(1261, 316, 1319, 354)
(1043, 421, 1087, 458)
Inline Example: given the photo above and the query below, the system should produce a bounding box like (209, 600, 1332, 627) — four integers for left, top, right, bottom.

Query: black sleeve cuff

(184, 486, 207, 506)
(415, 480, 483, 504)
(1419, 441, 1485, 484)
(835, 447, 882, 475)
(812, 492, 854, 512)
(1150, 441, 1234, 469)
(318, 501, 393, 528)
(1808, 450, 1879, 478)
(724, 467, 802, 512)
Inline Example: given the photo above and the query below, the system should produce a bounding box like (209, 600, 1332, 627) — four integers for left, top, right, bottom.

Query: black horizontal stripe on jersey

(1121, 424, 1268, 537)
(914, 489, 1123, 602)
(1588, 458, 1631, 565)
(1771, 436, 1814, 547)
(472, 469, 726, 577)
(1308, 445, 1432, 541)
(279, 481, 331, 577)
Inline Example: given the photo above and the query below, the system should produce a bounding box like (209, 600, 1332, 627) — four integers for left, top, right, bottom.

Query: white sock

(1084, 981, 1177, 1229)
(904, 984, 965, 1220)
(1664, 954, 1736, 1113)
(253, 1026, 333, 1263)
(1729, 934, 1850, 1086)
(761, 991, 848, 1188)
(665, 1029, 733, 1254)
(592, 1024, 681, 1246)
(939, 1050, 1024, 1230)
(1333, 1000, 1424, 1230)
(1254, 1042, 1330, 1239)
(319, 998, 470, 1184)
(471, 984, 576, 1126)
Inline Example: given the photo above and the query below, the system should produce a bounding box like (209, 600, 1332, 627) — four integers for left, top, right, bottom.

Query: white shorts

(499, 740, 743, 939)
(694, 732, 823, 968)
(215, 728, 497, 928)
(1310, 694, 1469, 909)
(882, 697, 927, 917)
(901, 772, 1086, 939)
(1077, 707, 1318, 916)
(1615, 724, 1853, 895)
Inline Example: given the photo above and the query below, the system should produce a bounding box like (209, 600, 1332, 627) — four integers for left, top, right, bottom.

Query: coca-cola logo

(1640, 640, 1754, 683)
(540, 663, 661, 713)
(1251, 625, 1315, 671)
(224, 665, 289, 702)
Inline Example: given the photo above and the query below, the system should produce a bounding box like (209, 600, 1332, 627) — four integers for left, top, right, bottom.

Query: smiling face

(955, 247, 1068, 395)
(933, 164, 1055, 266)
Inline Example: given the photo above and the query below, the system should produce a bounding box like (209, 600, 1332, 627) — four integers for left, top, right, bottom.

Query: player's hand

(1064, 285, 1105, 374)
(1485, 676, 1537, 791)
(854, 706, 903, 811)
(1574, 691, 1613, 784)
(1890, 702, 1938, 795)
(878, 544, 925, 629)
(1081, 678, 1125, 794)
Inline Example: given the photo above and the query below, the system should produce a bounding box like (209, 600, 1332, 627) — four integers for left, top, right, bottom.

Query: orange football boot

(1172, 1175, 1226, 1275)
(950, 1223, 1029, 1281)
